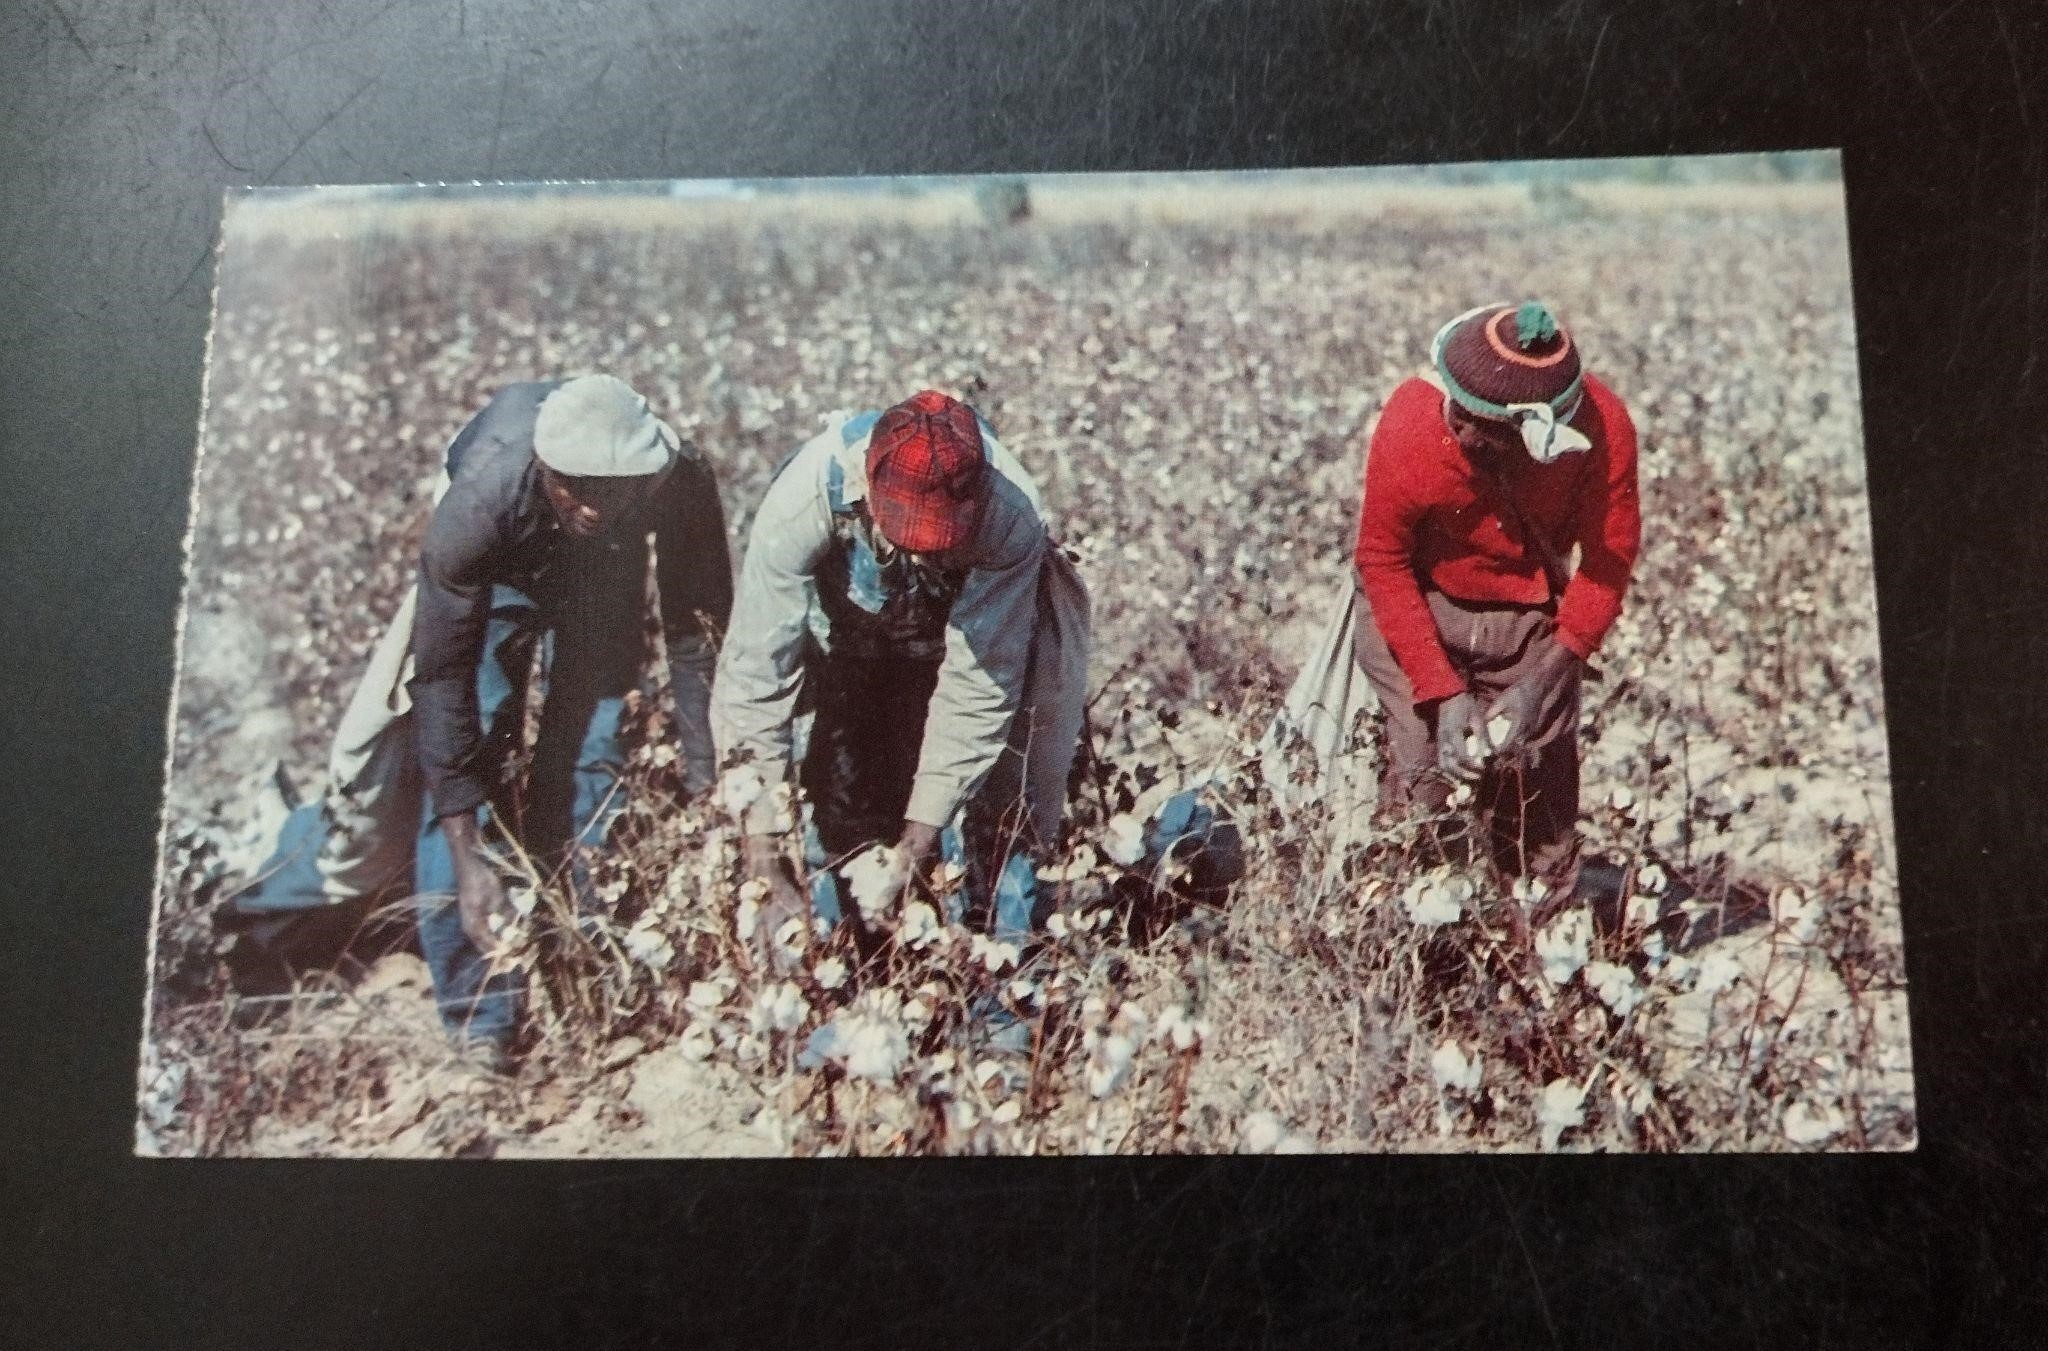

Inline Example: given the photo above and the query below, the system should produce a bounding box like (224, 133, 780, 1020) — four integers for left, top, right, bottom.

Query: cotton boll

(1085, 1033, 1136, 1098)
(1584, 961, 1644, 1016)
(676, 1024, 716, 1062)
(748, 980, 807, 1035)
(842, 845, 908, 924)
(1694, 950, 1744, 996)
(1402, 872, 1467, 927)
(1240, 1110, 1286, 1153)
(1431, 1039, 1483, 1093)
(894, 901, 942, 949)
(1536, 910, 1592, 985)
(1537, 1079, 1587, 1151)
(1102, 814, 1146, 866)
(812, 955, 848, 990)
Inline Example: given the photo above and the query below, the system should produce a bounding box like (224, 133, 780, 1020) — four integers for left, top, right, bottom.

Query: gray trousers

(1353, 585, 1583, 893)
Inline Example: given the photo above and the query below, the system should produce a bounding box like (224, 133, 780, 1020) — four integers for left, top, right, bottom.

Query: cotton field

(142, 180, 1913, 1156)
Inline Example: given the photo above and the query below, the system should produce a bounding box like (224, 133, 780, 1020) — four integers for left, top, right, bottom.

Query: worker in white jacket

(711, 390, 1087, 960)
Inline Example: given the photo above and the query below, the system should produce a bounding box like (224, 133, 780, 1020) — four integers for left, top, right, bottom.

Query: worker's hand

(744, 834, 808, 973)
(895, 821, 944, 897)
(456, 867, 512, 957)
(896, 821, 943, 868)
(440, 814, 513, 956)
(1491, 641, 1584, 762)
(1432, 690, 1489, 784)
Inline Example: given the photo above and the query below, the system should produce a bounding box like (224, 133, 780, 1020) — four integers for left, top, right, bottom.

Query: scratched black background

(2, 2, 2042, 1346)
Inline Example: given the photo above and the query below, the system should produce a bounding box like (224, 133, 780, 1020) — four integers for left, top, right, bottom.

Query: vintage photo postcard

(141, 156, 1914, 1157)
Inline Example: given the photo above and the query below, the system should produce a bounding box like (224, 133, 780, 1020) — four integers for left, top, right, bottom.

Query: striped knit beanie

(1433, 302, 1584, 420)
(865, 390, 988, 553)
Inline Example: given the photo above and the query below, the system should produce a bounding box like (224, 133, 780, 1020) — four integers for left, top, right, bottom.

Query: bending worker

(232, 375, 732, 1069)
(1352, 302, 1641, 910)
(710, 390, 1088, 962)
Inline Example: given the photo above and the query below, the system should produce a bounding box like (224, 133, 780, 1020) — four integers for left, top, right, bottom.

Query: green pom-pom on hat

(1513, 302, 1559, 349)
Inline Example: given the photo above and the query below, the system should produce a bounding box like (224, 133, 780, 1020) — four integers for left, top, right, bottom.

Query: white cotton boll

(1537, 1079, 1587, 1152)
(934, 859, 966, 889)
(1637, 862, 1669, 895)
(1625, 893, 1660, 928)
(843, 844, 908, 924)
(1007, 979, 1040, 1009)
(1102, 814, 1147, 867)
(1155, 1005, 1201, 1052)
(749, 981, 807, 1035)
(1536, 910, 1592, 985)
(842, 1017, 908, 1082)
(988, 1099, 1023, 1126)
(1240, 1111, 1286, 1153)
(621, 925, 675, 970)
(1402, 872, 1468, 927)
(676, 1024, 716, 1062)
(1431, 1040, 1483, 1094)
(760, 784, 796, 834)
(508, 886, 538, 917)
(812, 956, 848, 990)
(810, 999, 911, 1082)
(1584, 961, 1644, 1016)
(737, 877, 770, 904)
(1487, 713, 1514, 748)
(1608, 785, 1636, 811)
(1783, 1099, 1847, 1146)
(1463, 733, 1486, 761)
(946, 1099, 981, 1134)
(773, 915, 808, 962)
(734, 895, 761, 943)
(1046, 913, 1070, 939)
(1449, 782, 1474, 807)
(685, 978, 730, 1014)
(1694, 950, 1744, 997)
(971, 935, 1021, 973)
(894, 901, 942, 949)
(1086, 1034, 1136, 1098)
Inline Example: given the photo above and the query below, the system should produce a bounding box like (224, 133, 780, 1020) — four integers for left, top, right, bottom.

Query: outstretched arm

(655, 452, 736, 797)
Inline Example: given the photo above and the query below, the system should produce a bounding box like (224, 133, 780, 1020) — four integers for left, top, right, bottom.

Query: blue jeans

(804, 820, 1039, 944)
(412, 584, 630, 1048)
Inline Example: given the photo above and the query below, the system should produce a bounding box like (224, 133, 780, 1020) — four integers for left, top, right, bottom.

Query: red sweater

(1353, 375, 1641, 706)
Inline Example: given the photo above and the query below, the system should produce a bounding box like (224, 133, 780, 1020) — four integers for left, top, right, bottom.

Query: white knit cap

(532, 374, 679, 477)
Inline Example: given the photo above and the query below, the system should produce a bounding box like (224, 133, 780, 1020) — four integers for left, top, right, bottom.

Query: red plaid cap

(865, 390, 988, 553)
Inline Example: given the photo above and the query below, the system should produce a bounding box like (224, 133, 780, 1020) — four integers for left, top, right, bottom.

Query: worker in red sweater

(1353, 301, 1640, 905)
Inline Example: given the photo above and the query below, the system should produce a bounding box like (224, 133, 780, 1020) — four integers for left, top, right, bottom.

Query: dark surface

(1, 1, 2041, 1346)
